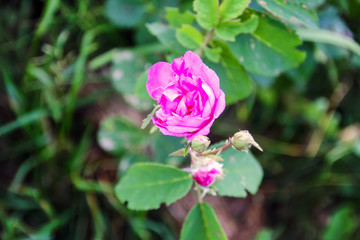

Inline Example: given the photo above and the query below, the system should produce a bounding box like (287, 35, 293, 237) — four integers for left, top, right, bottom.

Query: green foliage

(219, 0, 251, 20)
(228, 12, 306, 76)
(111, 50, 145, 95)
(165, 8, 195, 28)
(254, 229, 275, 240)
(256, 0, 318, 28)
(146, 22, 187, 55)
(176, 24, 205, 49)
(297, 28, 360, 56)
(206, 42, 252, 104)
(193, 0, 219, 30)
(0, 109, 48, 136)
(215, 145, 263, 197)
(98, 116, 147, 155)
(115, 163, 193, 210)
(180, 203, 227, 240)
(322, 206, 356, 240)
(204, 47, 222, 63)
(105, 0, 145, 27)
(291, 0, 325, 9)
(135, 70, 152, 101)
(1, 0, 360, 239)
(215, 14, 259, 41)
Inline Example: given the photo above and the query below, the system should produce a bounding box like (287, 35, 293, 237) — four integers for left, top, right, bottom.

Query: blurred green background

(0, 0, 359, 239)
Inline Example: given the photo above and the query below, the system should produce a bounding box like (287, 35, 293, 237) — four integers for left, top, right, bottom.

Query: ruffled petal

(214, 90, 226, 118)
(146, 62, 174, 100)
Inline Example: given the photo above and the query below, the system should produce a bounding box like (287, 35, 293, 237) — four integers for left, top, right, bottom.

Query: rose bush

(146, 51, 226, 141)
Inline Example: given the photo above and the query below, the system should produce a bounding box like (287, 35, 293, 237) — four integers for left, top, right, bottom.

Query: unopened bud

(191, 135, 211, 153)
(231, 130, 263, 152)
(192, 160, 223, 186)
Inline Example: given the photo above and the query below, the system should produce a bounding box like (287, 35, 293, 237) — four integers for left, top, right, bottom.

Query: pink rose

(192, 161, 223, 186)
(146, 51, 226, 141)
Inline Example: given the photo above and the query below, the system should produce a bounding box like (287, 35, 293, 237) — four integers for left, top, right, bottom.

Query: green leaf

(293, 0, 324, 9)
(193, 0, 219, 30)
(256, 0, 318, 29)
(97, 116, 146, 155)
(146, 22, 187, 55)
(254, 229, 274, 240)
(215, 146, 263, 197)
(2, 69, 24, 114)
(176, 24, 204, 50)
(215, 14, 259, 41)
(286, 46, 315, 83)
(169, 148, 187, 156)
(219, 0, 251, 20)
(35, 0, 60, 37)
(105, 0, 145, 28)
(111, 50, 144, 95)
(297, 28, 360, 56)
(206, 41, 252, 104)
(0, 109, 48, 136)
(204, 47, 222, 63)
(115, 163, 192, 210)
(165, 8, 195, 28)
(150, 133, 186, 165)
(118, 154, 150, 175)
(135, 70, 152, 101)
(322, 206, 356, 240)
(27, 66, 61, 121)
(141, 105, 160, 129)
(180, 203, 227, 240)
(228, 12, 306, 77)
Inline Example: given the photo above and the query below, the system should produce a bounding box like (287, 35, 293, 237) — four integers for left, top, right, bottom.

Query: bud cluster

(189, 136, 223, 187)
(185, 131, 262, 196)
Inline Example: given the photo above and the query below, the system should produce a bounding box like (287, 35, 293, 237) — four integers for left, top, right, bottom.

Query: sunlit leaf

(176, 24, 204, 50)
(193, 0, 219, 30)
(219, 0, 251, 20)
(215, 14, 259, 41)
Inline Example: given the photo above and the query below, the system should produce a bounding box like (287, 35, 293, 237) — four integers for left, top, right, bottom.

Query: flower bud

(192, 161, 223, 186)
(191, 135, 211, 153)
(231, 130, 263, 152)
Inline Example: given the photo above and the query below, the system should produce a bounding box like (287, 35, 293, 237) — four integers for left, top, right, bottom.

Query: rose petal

(171, 57, 185, 75)
(176, 97, 188, 116)
(201, 66, 221, 97)
(162, 88, 181, 101)
(202, 101, 212, 118)
(201, 82, 215, 107)
(214, 90, 226, 118)
(186, 119, 215, 141)
(147, 62, 173, 100)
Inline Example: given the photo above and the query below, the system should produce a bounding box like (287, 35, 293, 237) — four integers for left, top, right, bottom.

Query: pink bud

(192, 161, 223, 186)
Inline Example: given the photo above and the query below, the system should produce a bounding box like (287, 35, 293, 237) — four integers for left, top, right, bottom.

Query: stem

(195, 186, 203, 203)
(196, 27, 216, 57)
(199, 138, 233, 156)
(305, 80, 352, 157)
